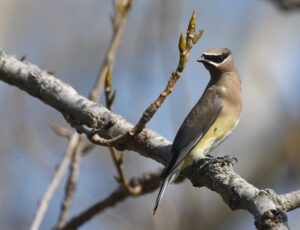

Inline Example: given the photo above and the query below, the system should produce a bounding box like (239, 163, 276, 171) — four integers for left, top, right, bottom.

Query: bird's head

(197, 48, 234, 74)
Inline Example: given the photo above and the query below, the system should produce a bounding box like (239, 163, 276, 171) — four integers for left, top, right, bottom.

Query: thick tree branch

(1, 50, 299, 229)
(277, 190, 300, 212)
(186, 157, 290, 230)
(0, 49, 172, 165)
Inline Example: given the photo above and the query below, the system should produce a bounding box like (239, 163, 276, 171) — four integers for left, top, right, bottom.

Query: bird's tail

(153, 171, 178, 215)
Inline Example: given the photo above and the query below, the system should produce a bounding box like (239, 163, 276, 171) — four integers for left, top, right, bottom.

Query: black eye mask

(203, 53, 230, 64)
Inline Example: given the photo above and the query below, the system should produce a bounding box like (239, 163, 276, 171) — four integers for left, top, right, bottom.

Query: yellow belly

(180, 112, 240, 169)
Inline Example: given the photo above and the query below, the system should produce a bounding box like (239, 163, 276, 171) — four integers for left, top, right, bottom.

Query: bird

(153, 48, 242, 214)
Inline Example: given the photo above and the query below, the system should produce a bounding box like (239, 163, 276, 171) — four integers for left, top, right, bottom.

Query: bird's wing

(164, 86, 223, 177)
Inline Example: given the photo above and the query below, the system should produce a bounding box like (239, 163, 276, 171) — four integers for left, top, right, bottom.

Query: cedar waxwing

(153, 48, 242, 214)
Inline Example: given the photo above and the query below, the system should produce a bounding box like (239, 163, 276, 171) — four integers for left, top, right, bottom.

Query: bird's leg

(191, 157, 211, 175)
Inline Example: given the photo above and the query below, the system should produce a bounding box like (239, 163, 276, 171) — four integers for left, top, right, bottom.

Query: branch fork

(85, 11, 204, 149)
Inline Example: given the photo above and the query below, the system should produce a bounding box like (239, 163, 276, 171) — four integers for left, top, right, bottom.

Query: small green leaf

(178, 32, 186, 53)
(188, 11, 196, 33)
(193, 30, 204, 44)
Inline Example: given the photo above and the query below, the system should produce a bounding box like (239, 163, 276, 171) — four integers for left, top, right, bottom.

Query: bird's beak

(197, 55, 206, 63)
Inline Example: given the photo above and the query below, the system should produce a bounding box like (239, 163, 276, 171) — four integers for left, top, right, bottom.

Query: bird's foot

(189, 155, 238, 180)
(191, 155, 237, 172)
(191, 157, 211, 174)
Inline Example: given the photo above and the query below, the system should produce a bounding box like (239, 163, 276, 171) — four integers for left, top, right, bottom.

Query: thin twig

(108, 146, 140, 195)
(103, 64, 137, 194)
(49, 122, 72, 139)
(56, 135, 85, 229)
(89, 0, 133, 102)
(82, 143, 95, 154)
(87, 11, 204, 147)
(30, 134, 80, 230)
(59, 170, 170, 230)
(49, 120, 95, 156)
(54, 1, 134, 227)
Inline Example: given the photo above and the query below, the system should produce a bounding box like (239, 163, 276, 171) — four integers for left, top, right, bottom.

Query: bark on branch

(0, 50, 299, 229)
(0, 50, 171, 165)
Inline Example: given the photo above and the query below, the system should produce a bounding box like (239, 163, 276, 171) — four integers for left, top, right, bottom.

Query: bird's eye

(217, 56, 225, 62)
(218, 54, 229, 62)
(204, 53, 229, 64)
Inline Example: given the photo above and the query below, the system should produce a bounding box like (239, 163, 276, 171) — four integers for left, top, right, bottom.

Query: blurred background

(1, 0, 300, 229)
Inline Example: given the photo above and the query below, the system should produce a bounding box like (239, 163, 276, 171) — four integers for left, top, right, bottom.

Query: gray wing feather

(163, 86, 223, 177)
